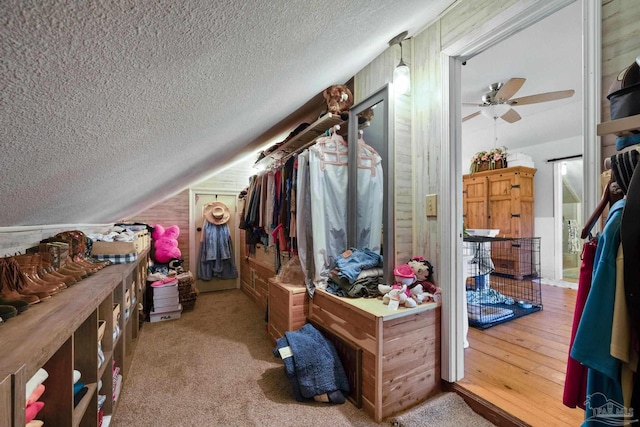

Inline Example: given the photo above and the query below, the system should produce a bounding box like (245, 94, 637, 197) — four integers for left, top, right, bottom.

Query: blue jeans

(335, 248, 382, 283)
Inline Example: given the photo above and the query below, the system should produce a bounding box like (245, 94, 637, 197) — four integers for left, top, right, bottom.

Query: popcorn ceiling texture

(0, 0, 453, 227)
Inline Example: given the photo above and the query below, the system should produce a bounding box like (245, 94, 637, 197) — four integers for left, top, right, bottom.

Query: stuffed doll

(407, 256, 441, 303)
(378, 264, 417, 308)
(151, 224, 182, 264)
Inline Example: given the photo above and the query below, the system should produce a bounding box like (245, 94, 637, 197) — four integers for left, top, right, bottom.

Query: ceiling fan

(462, 78, 575, 123)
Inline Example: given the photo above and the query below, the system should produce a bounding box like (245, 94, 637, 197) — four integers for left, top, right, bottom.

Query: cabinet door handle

(511, 214, 521, 218)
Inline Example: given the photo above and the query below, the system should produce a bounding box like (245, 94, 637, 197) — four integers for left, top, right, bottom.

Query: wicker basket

(176, 271, 198, 311)
(181, 293, 198, 311)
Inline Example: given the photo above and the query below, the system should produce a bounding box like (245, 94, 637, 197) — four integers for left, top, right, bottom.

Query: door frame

(188, 189, 240, 288)
(554, 161, 564, 280)
(439, 0, 599, 382)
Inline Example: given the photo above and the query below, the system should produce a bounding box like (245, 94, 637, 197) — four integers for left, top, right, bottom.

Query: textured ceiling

(1, 0, 455, 227)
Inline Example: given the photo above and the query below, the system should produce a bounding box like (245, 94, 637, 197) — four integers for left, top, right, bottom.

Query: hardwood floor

(457, 283, 585, 426)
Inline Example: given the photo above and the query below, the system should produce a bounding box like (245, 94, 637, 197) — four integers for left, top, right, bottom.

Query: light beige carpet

(389, 392, 496, 427)
(113, 289, 494, 426)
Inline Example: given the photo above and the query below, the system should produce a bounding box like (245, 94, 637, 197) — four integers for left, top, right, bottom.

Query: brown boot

(25, 254, 75, 286)
(12, 256, 66, 292)
(4, 258, 53, 300)
(0, 260, 39, 305)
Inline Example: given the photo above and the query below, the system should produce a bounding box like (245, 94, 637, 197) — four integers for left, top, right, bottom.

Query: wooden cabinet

(463, 166, 536, 238)
(0, 251, 148, 427)
(462, 174, 488, 230)
(463, 166, 536, 278)
(267, 278, 308, 345)
(308, 290, 441, 422)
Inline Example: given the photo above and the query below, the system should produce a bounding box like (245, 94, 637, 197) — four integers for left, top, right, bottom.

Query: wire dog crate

(463, 236, 542, 329)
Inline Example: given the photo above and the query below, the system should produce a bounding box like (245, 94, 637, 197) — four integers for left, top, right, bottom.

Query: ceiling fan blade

(463, 111, 481, 122)
(495, 78, 526, 101)
(500, 108, 521, 123)
(510, 89, 575, 106)
(462, 102, 481, 106)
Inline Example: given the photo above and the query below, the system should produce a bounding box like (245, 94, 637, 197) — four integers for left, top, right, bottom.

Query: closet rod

(276, 124, 343, 165)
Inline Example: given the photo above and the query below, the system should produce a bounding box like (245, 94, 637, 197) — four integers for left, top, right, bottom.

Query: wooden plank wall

(127, 162, 255, 272)
(439, 0, 519, 48)
(0, 225, 112, 257)
(412, 23, 442, 272)
(127, 189, 190, 269)
(601, 0, 640, 160)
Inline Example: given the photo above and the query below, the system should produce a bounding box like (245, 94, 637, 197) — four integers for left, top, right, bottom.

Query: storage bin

(149, 304, 182, 322)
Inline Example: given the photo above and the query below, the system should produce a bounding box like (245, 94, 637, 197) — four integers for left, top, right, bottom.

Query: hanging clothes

(309, 133, 349, 291)
(570, 198, 626, 426)
(563, 237, 597, 409)
(296, 150, 316, 296)
(198, 202, 238, 280)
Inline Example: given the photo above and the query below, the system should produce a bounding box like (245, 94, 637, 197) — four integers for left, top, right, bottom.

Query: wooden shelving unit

(253, 113, 345, 169)
(597, 113, 640, 136)
(0, 249, 148, 426)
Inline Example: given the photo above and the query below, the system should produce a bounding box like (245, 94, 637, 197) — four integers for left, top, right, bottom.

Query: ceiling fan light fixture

(389, 31, 410, 95)
(480, 103, 511, 119)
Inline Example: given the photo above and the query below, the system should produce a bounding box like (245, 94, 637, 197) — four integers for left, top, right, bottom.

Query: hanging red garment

(563, 237, 598, 409)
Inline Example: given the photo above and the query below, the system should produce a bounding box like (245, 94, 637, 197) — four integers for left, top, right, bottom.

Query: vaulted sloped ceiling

(461, 1, 582, 155)
(1, 0, 456, 227)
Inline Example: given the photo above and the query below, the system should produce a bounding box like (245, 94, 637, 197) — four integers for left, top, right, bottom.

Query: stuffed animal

(151, 224, 182, 264)
(322, 85, 354, 116)
(378, 264, 417, 308)
(357, 107, 375, 125)
(407, 256, 441, 303)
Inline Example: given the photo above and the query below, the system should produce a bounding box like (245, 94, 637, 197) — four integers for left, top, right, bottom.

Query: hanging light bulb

(389, 31, 410, 95)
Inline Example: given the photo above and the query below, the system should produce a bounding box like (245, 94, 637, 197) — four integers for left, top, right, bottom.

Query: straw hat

(204, 202, 230, 225)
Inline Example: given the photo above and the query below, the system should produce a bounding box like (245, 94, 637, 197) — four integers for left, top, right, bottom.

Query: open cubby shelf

(0, 249, 149, 426)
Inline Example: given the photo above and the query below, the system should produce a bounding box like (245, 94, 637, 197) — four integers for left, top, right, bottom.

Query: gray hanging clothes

(198, 220, 238, 280)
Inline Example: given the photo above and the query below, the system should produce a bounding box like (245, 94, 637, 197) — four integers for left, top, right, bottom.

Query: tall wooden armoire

(463, 166, 537, 278)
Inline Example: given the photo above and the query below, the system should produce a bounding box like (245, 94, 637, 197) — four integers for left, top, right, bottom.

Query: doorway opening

(555, 158, 583, 284)
(190, 192, 240, 292)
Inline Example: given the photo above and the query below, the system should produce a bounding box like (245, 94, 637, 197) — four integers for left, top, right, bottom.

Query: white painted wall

(511, 136, 582, 280)
(462, 135, 582, 280)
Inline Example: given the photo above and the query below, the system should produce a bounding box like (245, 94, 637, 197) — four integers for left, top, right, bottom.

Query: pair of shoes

(0, 305, 18, 321)
(3, 258, 55, 300)
(0, 259, 40, 305)
(0, 296, 29, 314)
(12, 254, 68, 291)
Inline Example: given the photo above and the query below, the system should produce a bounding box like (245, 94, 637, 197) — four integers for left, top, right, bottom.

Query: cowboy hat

(204, 202, 230, 225)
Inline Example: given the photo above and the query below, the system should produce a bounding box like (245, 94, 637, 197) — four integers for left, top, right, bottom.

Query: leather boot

(23, 254, 74, 286)
(11, 256, 65, 292)
(0, 260, 39, 305)
(3, 259, 52, 300)
(21, 264, 65, 293)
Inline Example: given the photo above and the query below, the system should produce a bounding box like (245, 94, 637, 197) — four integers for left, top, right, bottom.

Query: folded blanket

(274, 323, 349, 401)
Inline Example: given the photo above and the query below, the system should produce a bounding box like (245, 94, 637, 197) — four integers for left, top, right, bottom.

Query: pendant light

(389, 31, 410, 95)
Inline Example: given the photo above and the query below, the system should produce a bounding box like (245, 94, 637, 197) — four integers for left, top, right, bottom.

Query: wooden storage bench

(308, 289, 441, 422)
(267, 278, 309, 344)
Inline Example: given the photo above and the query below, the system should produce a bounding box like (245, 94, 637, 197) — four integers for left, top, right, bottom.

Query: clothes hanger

(580, 176, 624, 239)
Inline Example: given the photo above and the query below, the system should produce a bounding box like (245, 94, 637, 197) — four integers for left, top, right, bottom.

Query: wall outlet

(426, 194, 437, 217)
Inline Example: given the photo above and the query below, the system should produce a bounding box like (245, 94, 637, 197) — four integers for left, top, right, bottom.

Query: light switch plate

(426, 194, 437, 217)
